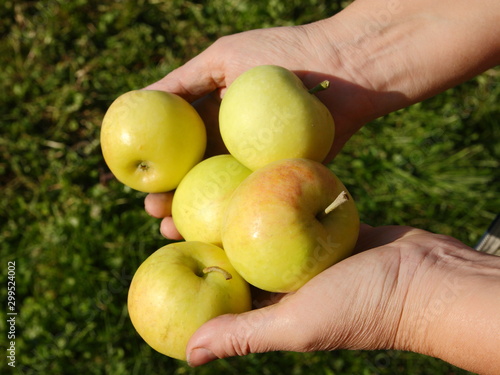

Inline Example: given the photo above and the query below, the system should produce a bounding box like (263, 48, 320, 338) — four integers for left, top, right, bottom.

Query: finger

(159, 216, 183, 240)
(186, 303, 300, 367)
(144, 192, 174, 218)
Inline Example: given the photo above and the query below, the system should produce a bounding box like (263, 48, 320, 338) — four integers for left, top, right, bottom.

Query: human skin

(142, 0, 500, 372)
(145, 0, 500, 160)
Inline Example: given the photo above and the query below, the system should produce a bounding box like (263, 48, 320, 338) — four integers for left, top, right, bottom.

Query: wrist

(305, 0, 500, 128)
(395, 237, 500, 374)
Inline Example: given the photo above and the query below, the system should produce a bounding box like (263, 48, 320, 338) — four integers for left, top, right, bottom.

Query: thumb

(186, 302, 302, 367)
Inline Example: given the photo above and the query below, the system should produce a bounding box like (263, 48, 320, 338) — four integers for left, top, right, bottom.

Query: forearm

(307, 0, 500, 147)
(397, 242, 500, 374)
(430, 273, 500, 374)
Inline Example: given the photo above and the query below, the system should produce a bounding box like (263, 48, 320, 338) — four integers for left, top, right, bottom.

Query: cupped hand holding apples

(100, 65, 360, 361)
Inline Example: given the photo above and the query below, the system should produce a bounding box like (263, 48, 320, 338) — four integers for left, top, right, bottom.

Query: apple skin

(221, 158, 359, 293)
(219, 65, 335, 170)
(172, 155, 252, 246)
(100, 90, 206, 193)
(127, 241, 252, 361)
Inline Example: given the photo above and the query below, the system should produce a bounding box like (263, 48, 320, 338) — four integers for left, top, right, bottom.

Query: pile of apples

(100, 65, 360, 361)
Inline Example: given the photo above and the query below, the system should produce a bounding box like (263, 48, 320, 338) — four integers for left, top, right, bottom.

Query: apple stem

(321, 191, 349, 218)
(203, 266, 233, 280)
(308, 80, 330, 94)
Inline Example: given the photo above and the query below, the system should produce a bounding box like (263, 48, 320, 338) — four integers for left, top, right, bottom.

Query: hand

(145, 24, 370, 160)
(144, 0, 500, 162)
(185, 225, 500, 375)
(185, 224, 428, 363)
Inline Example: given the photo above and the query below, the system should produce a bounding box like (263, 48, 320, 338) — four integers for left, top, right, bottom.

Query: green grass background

(1, 0, 498, 374)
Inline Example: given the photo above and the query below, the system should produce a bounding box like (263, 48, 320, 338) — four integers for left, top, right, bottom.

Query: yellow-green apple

(219, 65, 335, 170)
(100, 90, 206, 193)
(172, 155, 252, 246)
(221, 158, 359, 293)
(127, 241, 252, 361)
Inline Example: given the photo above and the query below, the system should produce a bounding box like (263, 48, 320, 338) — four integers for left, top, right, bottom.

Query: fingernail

(187, 347, 217, 367)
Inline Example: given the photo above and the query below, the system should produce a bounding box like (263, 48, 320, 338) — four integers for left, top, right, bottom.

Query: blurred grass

(0, 0, 498, 374)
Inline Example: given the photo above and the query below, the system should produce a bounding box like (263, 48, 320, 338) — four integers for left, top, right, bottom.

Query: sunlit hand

(184, 224, 500, 375)
(145, 24, 373, 162)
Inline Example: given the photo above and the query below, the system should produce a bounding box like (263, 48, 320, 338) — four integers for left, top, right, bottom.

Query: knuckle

(222, 326, 252, 357)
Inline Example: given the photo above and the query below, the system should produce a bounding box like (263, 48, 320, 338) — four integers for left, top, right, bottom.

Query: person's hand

(144, 191, 182, 240)
(145, 25, 370, 160)
(184, 224, 429, 363)
(184, 224, 500, 375)
(144, 0, 500, 160)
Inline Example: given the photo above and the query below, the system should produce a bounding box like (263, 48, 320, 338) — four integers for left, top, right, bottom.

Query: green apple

(127, 241, 252, 361)
(219, 65, 335, 170)
(221, 158, 359, 293)
(100, 90, 206, 193)
(172, 155, 252, 246)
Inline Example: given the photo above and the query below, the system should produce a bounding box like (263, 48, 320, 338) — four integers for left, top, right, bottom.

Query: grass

(1, 0, 498, 374)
